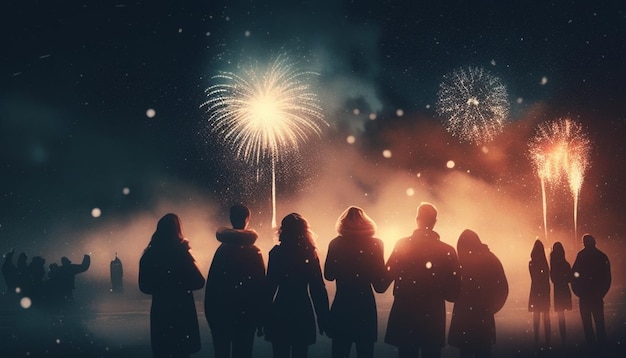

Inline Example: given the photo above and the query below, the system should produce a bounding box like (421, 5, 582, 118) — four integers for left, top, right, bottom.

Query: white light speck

(425, 261, 433, 269)
(574, 272, 580, 278)
(346, 135, 356, 144)
(20, 297, 32, 309)
(396, 109, 404, 117)
(122, 187, 130, 195)
(91, 208, 102, 218)
(406, 188, 415, 196)
(540, 76, 548, 85)
(369, 113, 377, 120)
(353, 108, 360, 115)
(446, 160, 455, 169)
(244, 30, 251, 37)
(382, 149, 392, 158)
(146, 108, 156, 118)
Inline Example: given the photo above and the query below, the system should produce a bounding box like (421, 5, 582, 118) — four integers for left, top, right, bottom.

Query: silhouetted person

(25, 256, 46, 306)
(571, 234, 611, 348)
(110, 253, 124, 293)
(448, 229, 508, 358)
(205, 204, 266, 358)
(55, 254, 91, 303)
(324, 206, 386, 358)
(2, 250, 20, 294)
(529, 239, 551, 348)
(549, 242, 572, 346)
(139, 213, 206, 358)
(265, 213, 329, 358)
(382, 202, 461, 358)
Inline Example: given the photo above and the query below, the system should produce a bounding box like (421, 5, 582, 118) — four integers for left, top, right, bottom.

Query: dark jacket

(448, 243, 508, 349)
(265, 243, 329, 345)
(528, 260, 550, 312)
(139, 239, 205, 356)
(571, 247, 611, 301)
(550, 257, 573, 311)
(204, 228, 266, 333)
(324, 235, 386, 342)
(383, 229, 461, 347)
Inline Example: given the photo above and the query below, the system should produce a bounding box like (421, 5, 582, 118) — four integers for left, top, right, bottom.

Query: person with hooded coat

(549, 241, 572, 346)
(205, 204, 266, 358)
(324, 206, 386, 358)
(139, 213, 206, 358)
(265, 213, 329, 358)
(448, 229, 508, 358)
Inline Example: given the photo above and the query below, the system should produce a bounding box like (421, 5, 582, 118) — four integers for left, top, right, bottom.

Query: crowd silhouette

(1, 203, 615, 358)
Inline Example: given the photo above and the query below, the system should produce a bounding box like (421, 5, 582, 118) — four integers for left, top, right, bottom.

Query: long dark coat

(264, 243, 329, 346)
(528, 260, 550, 312)
(571, 246, 611, 301)
(204, 228, 266, 334)
(139, 239, 205, 356)
(550, 257, 573, 311)
(383, 229, 461, 348)
(324, 236, 386, 342)
(448, 243, 508, 349)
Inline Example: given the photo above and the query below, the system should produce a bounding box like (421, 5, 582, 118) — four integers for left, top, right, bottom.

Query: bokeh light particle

(91, 208, 102, 218)
(20, 297, 32, 309)
(406, 188, 415, 196)
(346, 135, 356, 144)
(396, 109, 404, 117)
(446, 160, 455, 169)
(369, 113, 377, 120)
(146, 108, 156, 118)
(353, 108, 360, 115)
(382, 149, 392, 158)
(122, 187, 130, 195)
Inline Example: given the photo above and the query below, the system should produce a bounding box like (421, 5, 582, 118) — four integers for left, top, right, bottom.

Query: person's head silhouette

(230, 204, 251, 230)
(336, 206, 376, 238)
(416, 202, 437, 230)
(582, 234, 596, 249)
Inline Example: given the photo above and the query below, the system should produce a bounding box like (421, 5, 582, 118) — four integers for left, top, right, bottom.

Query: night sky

(1, 0, 626, 353)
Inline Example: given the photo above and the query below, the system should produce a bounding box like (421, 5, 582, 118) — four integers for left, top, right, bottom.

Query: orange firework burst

(528, 118, 591, 242)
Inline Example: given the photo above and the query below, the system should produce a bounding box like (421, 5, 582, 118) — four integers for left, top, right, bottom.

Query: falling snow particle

(346, 135, 356, 144)
(353, 108, 360, 115)
(244, 30, 251, 37)
(406, 188, 415, 196)
(382, 149, 392, 158)
(396, 109, 404, 117)
(146, 108, 156, 118)
(446, 160, 455, 169)
(91, 208, 102, 218)
(540, 76, 548, 85)
(517, 97, 524, 104)
(122, 187, 130, 195)
(20, 297, 32, 309)
(369, 113, 377, 120)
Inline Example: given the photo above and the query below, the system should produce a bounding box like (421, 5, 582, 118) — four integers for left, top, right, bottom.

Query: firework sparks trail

(436, 66, 510, 144)
(201, 55, 328, 228)
(528, 118, 590, 243)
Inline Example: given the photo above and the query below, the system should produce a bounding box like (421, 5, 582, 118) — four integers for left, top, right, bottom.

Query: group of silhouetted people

(2, 250, 91, 314)
(138, 203, 612, 358)
(529, 236, 611, 352)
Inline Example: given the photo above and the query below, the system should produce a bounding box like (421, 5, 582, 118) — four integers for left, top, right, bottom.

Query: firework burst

(201, 55, 328, 227)
(528, 118, 591, 242)
(436, 66, 510, 144)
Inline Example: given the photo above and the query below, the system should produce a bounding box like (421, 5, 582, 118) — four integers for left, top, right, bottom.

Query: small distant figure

(55, 254, 91, 302)
(110, 253, 124, 293)
(571, 234, 611, 348)
(549, 242, 572, 346)
(448, 229, 508, 358)
(528, 239, 551, 348)
(324, 206, 386, 358)
(382, 202, 461, 358)
(265, 213, 329, 358)
(205, 204, 266, 358)
(139, 213, 206, 358)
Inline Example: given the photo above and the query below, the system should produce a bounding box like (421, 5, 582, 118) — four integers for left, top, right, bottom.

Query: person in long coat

(549, 241, 572, 346)
(571, 234, 611, 347)
(139, 213, 206, 358)
(265, 213, 329, 358)
(448, 229, 508, 358)
(205, 204, 266, 358)
(324, 206, 386, 358)
(382, 202, 461, 358)
(529, 239, 551, 348)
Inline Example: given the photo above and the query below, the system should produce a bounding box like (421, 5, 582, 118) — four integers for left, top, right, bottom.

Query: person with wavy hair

(324, 206, 386, 358)
(529, 239, 551, 349)
(264, 213, 329, 358)
(139, 213, 206, 358)
(549, 241, 572, 346)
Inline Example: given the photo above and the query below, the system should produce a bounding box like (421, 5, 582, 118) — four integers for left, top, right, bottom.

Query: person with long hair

(324, 206, 386, 358)
(139, 213, 206, 358)
(448, 229, 508, 358)
(529, 239, 551, 349)
(264, 213, 329, 358)
(549, 242, 572, 346)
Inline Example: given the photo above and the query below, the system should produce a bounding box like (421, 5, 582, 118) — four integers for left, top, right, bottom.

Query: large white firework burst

(436, 66, 510, 144)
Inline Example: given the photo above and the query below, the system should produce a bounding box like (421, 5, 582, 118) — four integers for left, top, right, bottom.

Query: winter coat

(324, 235, 386, 342)
(264, 243, 329, 345)
(550, 257, 573, 311)
(139, 239, 205, 356)
(383, 229, 461, 348)
(448, 244, 508, 349)
(528, 260, 550, 312)
(204, 228, 266, 333)
(571, 247, 611, 301)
